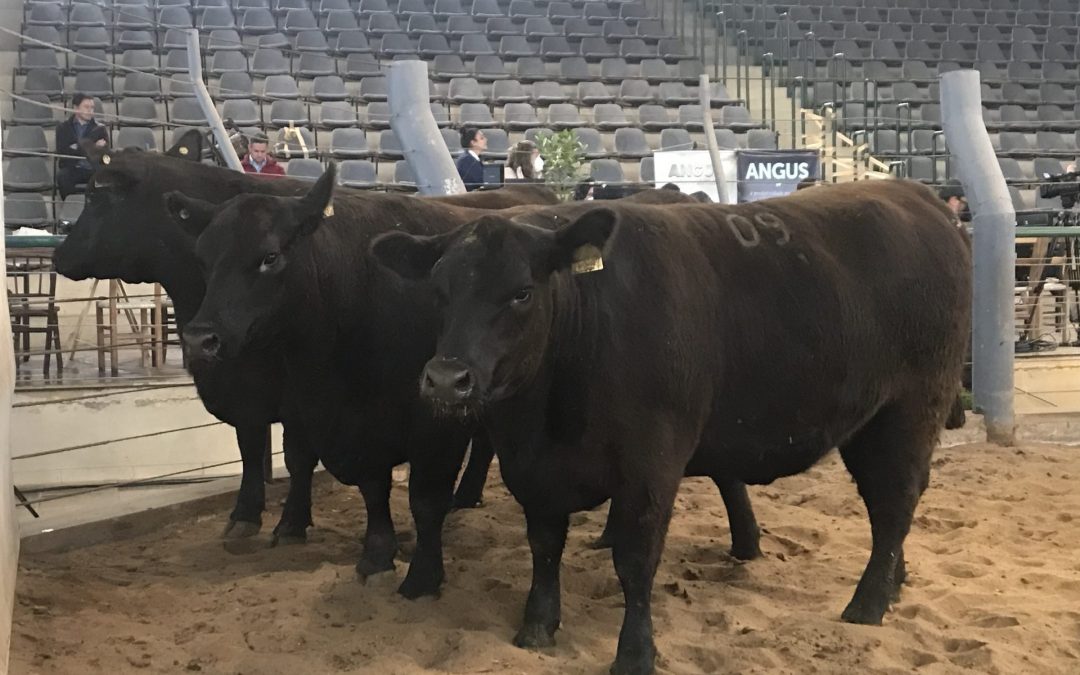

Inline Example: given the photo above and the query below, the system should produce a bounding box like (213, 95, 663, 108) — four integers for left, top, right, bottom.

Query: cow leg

(838, 402, 935, 625)
(513, 509, 569, 649)
(452, 431, 494, 510)
(272, 427, 317, 546)
(398, 434, 469, 599)
(355, 468, 398, 578)
(609, 478, 679, 675)
(222, 424, 268, 539)
(714, 477, 761, 561)
(590, 505, 616, 550)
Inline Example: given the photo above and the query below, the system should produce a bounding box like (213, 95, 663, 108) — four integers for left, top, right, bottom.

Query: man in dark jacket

(55, 93, 110, 199)
(454, 127, 487, 191)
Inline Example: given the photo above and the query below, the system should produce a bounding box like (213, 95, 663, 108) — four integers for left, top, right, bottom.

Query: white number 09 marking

(725, 212, 791, 248)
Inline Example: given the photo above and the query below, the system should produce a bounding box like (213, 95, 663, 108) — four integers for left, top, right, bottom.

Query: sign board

(652, 150, 738, 204)
(736, 150, 821, 202)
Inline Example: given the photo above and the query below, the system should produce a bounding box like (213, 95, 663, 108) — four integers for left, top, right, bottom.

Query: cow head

(52, 130, 205, 283)
(371, 208, 618, 415)
(165, 166, 337, 361)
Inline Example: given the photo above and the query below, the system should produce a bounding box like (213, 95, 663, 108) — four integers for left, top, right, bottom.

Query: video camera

(1039, 170, 1080, 209)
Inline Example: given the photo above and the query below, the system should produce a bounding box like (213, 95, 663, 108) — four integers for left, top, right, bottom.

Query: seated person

(455, 127, 487, 191)
(241, 136, 285, 176)
(55, 93, 110, 199)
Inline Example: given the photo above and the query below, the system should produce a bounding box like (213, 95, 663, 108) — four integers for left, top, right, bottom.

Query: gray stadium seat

(284, 8, 318, 34)
(618, 79, 655, 106)
(393, 160, 417, 188)
(252, 49, 289, 76)
(461, 34, 495, 58)
(345, 55, 381, 80)
(493, 80, 530, 104)
(474, 55, 510, 82)
(558, 57, 590, 83)
(5, 193, 50, 229)
(613, 128, 650, 158)
(330, 128, 371, 158)
(448, 77, 486, 103)
(4, 126, 48, 157)
(378, 33, 415, 58)
(713, 128, 739, 150)
(295, 31, 330, 53)
(547, 103, 585, 129)
(532, 81, 569, 105)
(746, 129, 778, 149)
(658, 81, 696, 106)
(57, 194, 86, 229)
(263, 75, 300, 100)
(298, 53, 336, 77)
(313, 76, 348, 102)
(338, 160, 377, 188)
(210, 51, 247, 75)
(419, 35, 454, 57)
(221, 99, 261, 127)
(115, 127, 158, 152)
(318, 102, 359, 129)
(458, 103, 496, 127)
(481, 128, 510, 160)
(502, 102, 540, 130)
(406, 14, 440, 36)
(358, 77, 388, 102)
(70, 3, 107, 27)
(471, 0, 503, 17)
(446, 16, 483, 37)
(286, 158, 323, 181)
(660, 128, 693, 151)
(525, 18, 559, 38)
(678, 104, 704, 131)
(638, 104, 673, 131)
(72, 72, 111, 100)
(429, 102, 451, 127)
(432, 55, 469, 80)
(336, 32, 373, 55)
(578, 82, 614, 105)
(121, 72, 161, 99)
(574, 128, 606, 159)
(590, 159, 624, 184)
(269, 100, 310, 127)
(440, 128, 463, 157)
(118, 97, 159, 126)
(514, 57, 547, 83)
(12, 96, 57, 127)
(377, 129, 404, 159)
(23, 69, 63, 99)
(217, 72, 254, 100)
(118, 50, 156, 73)
(362, 102, 391, 130)
(542, 38, 577, 62)
(72, 26, 109, 49)
(4, 158, 52, 191)
(720, 105, 758, 131)
(170, 98, 206, 126)
(487, 17, 520, 38)
(593, 103, 629, 130)
(638, 156, 654, 184)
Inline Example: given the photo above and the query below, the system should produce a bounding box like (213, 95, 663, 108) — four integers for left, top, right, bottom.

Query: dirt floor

(10, 438, 1080, 675)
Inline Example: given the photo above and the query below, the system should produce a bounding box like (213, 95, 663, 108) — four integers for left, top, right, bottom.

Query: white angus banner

(736, 150, 821, 202)
(652, 150, 738, 204)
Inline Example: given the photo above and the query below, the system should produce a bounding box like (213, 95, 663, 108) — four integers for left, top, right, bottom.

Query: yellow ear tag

(179, 146, 189, 156)
(571, 244, 604, 275)
(323, 203, 334, 218)
(101, 154, 111, 165)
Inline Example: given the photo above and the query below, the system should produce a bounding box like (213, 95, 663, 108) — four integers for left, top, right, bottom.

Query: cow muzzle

(420, 357, 476, 405)
(183, 324, 223, 361)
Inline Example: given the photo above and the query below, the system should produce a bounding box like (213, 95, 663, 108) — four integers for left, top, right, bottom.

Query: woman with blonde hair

(505, 140, 543, 180)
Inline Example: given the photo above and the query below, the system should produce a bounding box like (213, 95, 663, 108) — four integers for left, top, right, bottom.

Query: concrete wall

(12, 387, 285, 489)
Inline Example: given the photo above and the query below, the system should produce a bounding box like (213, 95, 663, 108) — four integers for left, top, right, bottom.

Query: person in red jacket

(240, 136, 285, 176)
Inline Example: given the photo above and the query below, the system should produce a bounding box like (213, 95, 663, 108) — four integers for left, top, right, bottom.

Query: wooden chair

(7, 252, 62, 377)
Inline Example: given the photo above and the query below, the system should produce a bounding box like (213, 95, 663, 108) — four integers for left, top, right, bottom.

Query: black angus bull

(371, 179, 972, 674)
(162, 164, 538, 596)
(51, 132, 552, 543)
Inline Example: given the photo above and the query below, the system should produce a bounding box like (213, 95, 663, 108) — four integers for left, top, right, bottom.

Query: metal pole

(186, 29, 242, 172)
(387, 59, 466, 195)
(699, 74, 726, 200)
(941, 69, 1016, 446)
(715, 12, 723, 82)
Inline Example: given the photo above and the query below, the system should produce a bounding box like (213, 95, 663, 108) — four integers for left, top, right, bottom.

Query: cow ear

(287, 163, 337, 240)
(370, 229, 456, 280)
(547, 207, 619, 274)
(165, 129, 203, 161)
(164, 191, 219, 239)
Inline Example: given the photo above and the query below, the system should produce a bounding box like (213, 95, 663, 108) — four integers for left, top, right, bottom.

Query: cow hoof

(451, 496, 482, 510)
(610, 657, 656, 675)
(397, 573, 443, 600)
(355, 558, 396, 579)
(588, 533, 613, 550)
(841, 601, 886, 626)
(513, 623, 557, 649)
(730, 543, 762, 561)
(271, 533, 307, 547)
(222, 519, 261, 539)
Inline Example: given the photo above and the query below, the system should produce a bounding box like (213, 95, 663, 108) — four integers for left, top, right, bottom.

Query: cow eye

(259, 252, 280, 271)
(511, 288, 532, 305)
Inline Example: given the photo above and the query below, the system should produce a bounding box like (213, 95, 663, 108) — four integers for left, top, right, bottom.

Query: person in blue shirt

(455, 127, 487, 191)
(55, 93, 110, 199)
